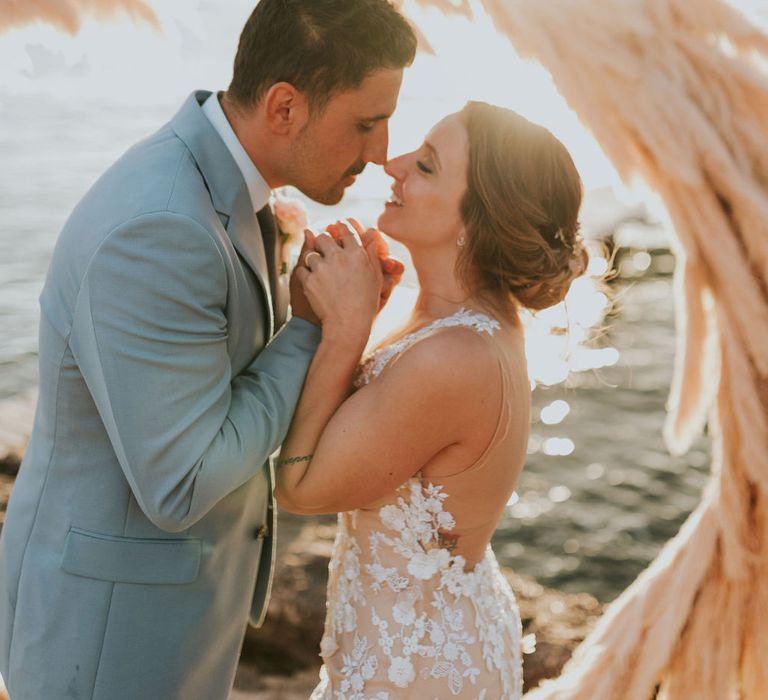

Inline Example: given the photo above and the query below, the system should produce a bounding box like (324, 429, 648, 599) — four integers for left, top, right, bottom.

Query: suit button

(253, 525, 269, 540)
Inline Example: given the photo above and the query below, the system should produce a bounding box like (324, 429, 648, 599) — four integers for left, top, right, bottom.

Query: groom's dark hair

(228, 0, 417, 112)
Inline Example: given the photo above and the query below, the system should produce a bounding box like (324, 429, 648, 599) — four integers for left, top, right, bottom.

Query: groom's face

(288, 68, 404, 205)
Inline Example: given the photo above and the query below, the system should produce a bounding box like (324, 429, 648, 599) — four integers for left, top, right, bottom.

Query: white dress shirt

(202, 92, 271, 213)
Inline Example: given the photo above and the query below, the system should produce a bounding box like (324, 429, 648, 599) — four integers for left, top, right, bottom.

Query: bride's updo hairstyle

(458, 101, 588, 313)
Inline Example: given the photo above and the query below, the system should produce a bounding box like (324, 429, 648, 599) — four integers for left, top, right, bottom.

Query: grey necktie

(256, 204, 288, 329)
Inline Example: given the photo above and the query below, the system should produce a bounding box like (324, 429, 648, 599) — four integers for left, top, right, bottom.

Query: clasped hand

(290, 219, 404, 341)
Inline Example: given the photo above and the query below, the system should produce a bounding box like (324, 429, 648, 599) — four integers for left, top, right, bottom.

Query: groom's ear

(263, 82, 309, 136)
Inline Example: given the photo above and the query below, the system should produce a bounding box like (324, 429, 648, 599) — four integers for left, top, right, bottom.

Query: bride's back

(357, 311, 530, 570)
(420, 321, 530, 568)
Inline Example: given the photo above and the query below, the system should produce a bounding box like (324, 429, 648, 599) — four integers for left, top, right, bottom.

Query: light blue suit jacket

(0, 91, 321, 700)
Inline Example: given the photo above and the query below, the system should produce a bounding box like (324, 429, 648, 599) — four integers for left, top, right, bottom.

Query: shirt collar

(201, 92, 271, 213)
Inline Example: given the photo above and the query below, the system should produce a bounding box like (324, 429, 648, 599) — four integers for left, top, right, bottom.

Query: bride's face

(378, 113, 468, 250)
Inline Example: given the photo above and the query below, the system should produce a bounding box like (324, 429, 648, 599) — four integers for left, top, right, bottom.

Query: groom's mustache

(344, 163, 367, 179)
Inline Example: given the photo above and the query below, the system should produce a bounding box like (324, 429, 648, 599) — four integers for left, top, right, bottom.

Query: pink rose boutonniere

(272, 192, 308, 275)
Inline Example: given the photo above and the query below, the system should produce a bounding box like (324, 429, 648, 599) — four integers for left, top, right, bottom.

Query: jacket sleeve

(69, 211, 321, 532)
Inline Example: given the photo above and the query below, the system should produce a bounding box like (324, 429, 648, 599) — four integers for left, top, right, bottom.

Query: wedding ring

(304, 251, 322, 269)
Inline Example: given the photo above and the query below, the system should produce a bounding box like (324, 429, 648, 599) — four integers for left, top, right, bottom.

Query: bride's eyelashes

(416, 160, 433, 174)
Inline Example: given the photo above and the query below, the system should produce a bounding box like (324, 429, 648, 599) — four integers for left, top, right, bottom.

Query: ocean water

(500, 277, 710, 601)
(0, 91, 709, 603)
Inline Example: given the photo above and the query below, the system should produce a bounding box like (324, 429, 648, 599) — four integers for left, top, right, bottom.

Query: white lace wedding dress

(310, 310, 528, 700)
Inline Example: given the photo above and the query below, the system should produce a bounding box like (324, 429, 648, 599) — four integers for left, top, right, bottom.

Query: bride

(275, 101, 587, 699)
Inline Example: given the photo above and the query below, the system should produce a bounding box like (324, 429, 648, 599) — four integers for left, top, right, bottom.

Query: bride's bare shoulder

(376, 324, 502, 397)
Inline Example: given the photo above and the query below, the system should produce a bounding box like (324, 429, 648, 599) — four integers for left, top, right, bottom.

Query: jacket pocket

(61, 527, 201, 585)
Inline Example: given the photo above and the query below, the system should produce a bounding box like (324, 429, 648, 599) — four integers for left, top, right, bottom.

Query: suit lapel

(227, 190, 274, 337)
(171, 91, 275, 337)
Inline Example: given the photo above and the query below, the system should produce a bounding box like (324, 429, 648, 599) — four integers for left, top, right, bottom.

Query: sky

(0, 0, 621, 193)
(1, 0, 765, 199)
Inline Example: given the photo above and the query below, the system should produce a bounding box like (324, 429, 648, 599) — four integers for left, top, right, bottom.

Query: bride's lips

(385, 189, 404, 208)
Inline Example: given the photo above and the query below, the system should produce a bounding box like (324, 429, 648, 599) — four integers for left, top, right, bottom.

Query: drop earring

(457, 235, 466, 247)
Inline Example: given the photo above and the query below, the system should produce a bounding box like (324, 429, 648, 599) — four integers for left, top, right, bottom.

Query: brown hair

(228, 0, 417, 112)
(458, 101, 587, 314)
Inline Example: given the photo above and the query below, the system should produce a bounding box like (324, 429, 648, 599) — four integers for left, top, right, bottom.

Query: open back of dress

(311, 309, 531, 700)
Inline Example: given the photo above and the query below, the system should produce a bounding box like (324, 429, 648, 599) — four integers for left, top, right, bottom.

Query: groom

(0, 1, 416, 698)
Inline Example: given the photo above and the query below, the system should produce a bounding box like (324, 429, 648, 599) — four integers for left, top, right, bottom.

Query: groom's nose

(362, 125, 389, 166)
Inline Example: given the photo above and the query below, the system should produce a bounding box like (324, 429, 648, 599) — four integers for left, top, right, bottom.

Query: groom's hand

(290, 231, 321, 327)
(294, 223, 380, 345)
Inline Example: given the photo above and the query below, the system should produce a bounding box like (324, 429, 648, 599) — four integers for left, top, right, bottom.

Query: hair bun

(457, 102, 586, 314)
(508, 239, 588, 311)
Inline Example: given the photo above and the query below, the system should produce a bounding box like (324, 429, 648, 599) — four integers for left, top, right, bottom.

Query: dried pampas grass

(0, 0, 158, 35)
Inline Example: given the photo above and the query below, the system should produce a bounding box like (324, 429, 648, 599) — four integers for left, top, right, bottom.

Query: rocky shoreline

(0, 448, 601, 698)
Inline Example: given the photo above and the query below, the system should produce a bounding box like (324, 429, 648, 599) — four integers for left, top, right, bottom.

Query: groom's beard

(346, 163, 366, 179)
(287, 125, 369, 204)
(310, 162, 367, 205)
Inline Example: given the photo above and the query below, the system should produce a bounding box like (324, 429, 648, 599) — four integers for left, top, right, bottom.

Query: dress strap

(356, 308, 500, 387)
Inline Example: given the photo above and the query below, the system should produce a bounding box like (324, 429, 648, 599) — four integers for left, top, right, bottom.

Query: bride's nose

(384, 154, 407, 180)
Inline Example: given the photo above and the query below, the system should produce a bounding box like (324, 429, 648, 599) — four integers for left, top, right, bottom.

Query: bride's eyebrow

(423, 141, 441, 171)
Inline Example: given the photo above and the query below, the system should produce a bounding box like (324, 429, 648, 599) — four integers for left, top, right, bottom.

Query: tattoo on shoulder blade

(438, 531, 460, 553)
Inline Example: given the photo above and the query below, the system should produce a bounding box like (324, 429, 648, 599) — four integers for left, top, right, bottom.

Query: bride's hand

(361, 227, 404, 312)
(343, 219, 405, 312)
(294, 222, 382, 345)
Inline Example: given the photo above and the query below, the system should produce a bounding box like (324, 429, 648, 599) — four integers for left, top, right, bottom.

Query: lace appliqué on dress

(317, 479, 522, 699)
(367, 482, 481, 695)
(355, 309, 501, 388)
(321, 514, 366, 657)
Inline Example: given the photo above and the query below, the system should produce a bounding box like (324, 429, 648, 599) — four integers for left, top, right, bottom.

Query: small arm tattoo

(276, 454, 313, 467)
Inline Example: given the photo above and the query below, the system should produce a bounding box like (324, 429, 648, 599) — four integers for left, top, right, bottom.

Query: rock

(511, 572, 603, 688)
(0, 399, 28, 529)
(0, 396, 35, 467)
(0, 451, 22, 528)
(0, 454, 20, 477)
(238, 513, 603, 695)
(239, 516, 336, 685)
